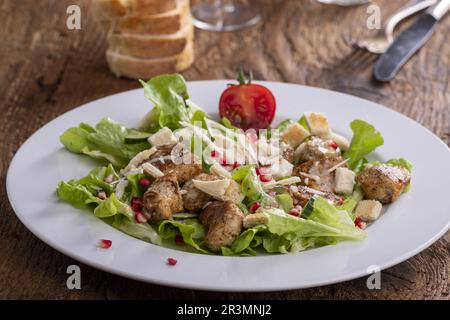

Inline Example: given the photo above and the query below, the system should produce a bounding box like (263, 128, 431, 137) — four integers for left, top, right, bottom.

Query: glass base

(191, 3, 261, 32)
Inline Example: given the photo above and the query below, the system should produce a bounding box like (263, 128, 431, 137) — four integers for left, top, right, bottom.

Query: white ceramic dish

(6, 81, 450, 292)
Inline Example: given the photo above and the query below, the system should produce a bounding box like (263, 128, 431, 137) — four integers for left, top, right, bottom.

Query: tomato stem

(237, 67, 253, 85)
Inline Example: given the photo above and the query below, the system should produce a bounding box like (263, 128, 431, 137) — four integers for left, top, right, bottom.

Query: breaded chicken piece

(357, 164, 411, 204)
(148, 143, 202, 184)
(182, 173, 219, 212)
(288, 185, 343, 207)
(199, 201, 244, 252)
(294, 136, 341, 164)
(293, 155, 345, 193)
(143, 172, 184, 221)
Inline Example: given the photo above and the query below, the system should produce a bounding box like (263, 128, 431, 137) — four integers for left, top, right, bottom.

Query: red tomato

(219, 71, 276, 130)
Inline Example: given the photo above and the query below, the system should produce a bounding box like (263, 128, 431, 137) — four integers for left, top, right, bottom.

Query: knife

(374, 0, 450, 82)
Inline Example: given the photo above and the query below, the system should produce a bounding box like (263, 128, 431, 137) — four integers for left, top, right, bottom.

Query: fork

(353, 0, 438, 54)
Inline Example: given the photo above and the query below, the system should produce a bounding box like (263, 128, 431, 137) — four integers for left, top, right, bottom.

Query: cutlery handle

(428, 0, 450, 20)
(386, 0, 438, 38)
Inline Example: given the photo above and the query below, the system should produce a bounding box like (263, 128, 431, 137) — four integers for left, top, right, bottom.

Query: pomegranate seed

(249, 202, 261, 213)
(167, 258, 177, 266)
(131, 197, 142, 206)
(246, 132, 258, 143)
(329, 141, 339, 150)
(337, 197, 345, 205)
(96, 191, 107, 200)
(135, 212, 147, 224)
(220, 158, 228, 166)
(288, 208, 300, 217)
(354, 216, 366, 229)
(104, 174, 114, 183)
(97, 239, 112, 249)
(175, 235, 185, 246)
(210, 150, 219, 158)
(131, 202, 142, 212)
(259, 174, 272, 182)
(232, 162, 241, 169)
(139, 178, 151, 188)
(131, 197, 142, 211)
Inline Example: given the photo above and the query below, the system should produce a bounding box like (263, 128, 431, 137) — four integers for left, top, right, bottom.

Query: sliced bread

(106, 40, 194, 79)
(110, 0, 190, 35)
(108, 18, 194, 59)
(92, 0, 178, 19)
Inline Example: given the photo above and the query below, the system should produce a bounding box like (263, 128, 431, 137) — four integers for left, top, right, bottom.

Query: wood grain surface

(0, 0, 449, 299)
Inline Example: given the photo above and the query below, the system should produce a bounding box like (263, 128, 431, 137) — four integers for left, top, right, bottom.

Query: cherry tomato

(219, 70, 276, 130)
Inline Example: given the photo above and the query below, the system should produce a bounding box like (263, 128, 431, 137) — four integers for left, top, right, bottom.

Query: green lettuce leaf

(344, 120, 384, 170)
(337, 186, 364, 219)
(139, 74, 206, 132)
(60, 118, 150, 168)
(158, 219, 209, 254)
(56, 181, 101, 209)
(232, 165, 275, 206)
(113, 215, 162, 245)
(231, 225, 266, 253)
(93, 193, 133, 219)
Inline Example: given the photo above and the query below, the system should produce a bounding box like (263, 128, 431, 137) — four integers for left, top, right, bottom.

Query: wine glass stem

(214, 0, 224, 29)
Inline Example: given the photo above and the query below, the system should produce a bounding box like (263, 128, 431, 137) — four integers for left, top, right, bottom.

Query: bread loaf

(92, 0, 178, 19)
(106, 41, 194, 79)
(108, 18, 194, 59)
(110, 0, 190, 35)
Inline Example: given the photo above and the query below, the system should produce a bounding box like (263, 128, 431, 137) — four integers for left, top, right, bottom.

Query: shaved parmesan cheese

(121, 147, 157, 175)
(263, 176, 301, 189)
(193, 179, 231, 201)
(210, 163, 232, 179)
(327, 159, 349, 174)
(298, 172, 321, 182)
(142, 163, 164, 178)
(148, 127, 177, 147)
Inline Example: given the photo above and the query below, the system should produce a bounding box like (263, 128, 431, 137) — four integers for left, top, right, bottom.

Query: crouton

(304, 112, 330, 136)
(281, 122, 310, 149)
(243, 213, 268, 228)
(355, 200, 382, 222)
(334, 167, 355, 195)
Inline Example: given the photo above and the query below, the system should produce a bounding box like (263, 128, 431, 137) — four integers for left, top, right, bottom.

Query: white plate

(7, 81, 450, 292)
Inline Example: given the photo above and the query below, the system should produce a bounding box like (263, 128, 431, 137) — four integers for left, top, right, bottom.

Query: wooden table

(1, 0, 449, 299)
